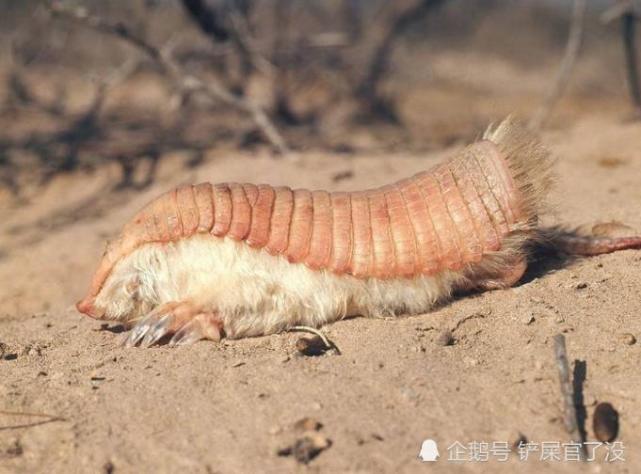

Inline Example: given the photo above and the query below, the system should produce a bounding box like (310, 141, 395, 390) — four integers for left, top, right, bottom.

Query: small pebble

(511, 432, 528, 451)
(5, 439, 23, 458)
(103, 460, 115, 474)
(296, 336, 329, 357)
(435, 330, 454, 346)
(576, 282, 588, 290)
(332, 170, 354, 182)
(277, 433, 331, 464)
(294, 417, 322, 433)
(400, 386, 419, 403)
(620, 333, 636, 346)
(521, 314, 535, 325)
(593, 402, 619, 442)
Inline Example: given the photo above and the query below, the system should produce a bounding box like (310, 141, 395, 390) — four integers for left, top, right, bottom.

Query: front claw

(169, 313, 223, 347)
(140, 314, 174, 347)
(122, 311, 173, 347)
(122, 306, 176, 348)
(121, 302, 221, 348)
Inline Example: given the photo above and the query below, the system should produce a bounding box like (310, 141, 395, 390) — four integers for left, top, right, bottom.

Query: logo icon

(418, 439, 440, 462)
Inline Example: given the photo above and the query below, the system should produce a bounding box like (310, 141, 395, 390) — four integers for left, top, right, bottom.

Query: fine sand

(1, 116, 640, 473)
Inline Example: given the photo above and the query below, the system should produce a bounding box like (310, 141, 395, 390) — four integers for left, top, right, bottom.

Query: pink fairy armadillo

(76, 119, 641, 347)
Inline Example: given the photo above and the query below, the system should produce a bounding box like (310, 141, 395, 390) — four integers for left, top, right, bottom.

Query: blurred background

(0, 0, 638, 202)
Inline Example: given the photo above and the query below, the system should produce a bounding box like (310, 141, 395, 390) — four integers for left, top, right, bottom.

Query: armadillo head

(76, 238, 152, 322)
(76, 271, 141, 322)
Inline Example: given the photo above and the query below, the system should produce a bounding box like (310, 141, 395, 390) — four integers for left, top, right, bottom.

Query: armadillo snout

(76, 297, 103, 319)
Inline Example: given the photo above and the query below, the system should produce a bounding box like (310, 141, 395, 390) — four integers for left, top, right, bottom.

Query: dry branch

(48, 1, 289, 155)
(601, 1, 641, 118)
(357, 0, 446, 108)
(0, 409, 65, 431)
(180, 0, 230, 42)
(180, 0, 252, 82)
(622, 8, 641, 117)
(552, 334, 586, 460)
(530, 0, 587, 129)
(86, 58, 140, 121)
(180, 0, 273, 84)
(227, 8, 275, 77)
(601, 0, 640, 24)
(342, 0, 364, 43)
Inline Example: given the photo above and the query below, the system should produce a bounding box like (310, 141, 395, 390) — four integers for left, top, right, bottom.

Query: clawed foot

(122, 301, 223, 348)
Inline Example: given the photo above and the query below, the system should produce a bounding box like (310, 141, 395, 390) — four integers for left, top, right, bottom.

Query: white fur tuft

(95, 235, 465, 338)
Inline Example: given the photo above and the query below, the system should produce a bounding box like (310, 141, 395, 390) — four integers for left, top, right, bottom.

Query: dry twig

(228, 9, 276, 77)
(601, 0, 640, 23)
(602, 1, 641, 117)
(180, 0, 273, 83)
(530, 0, 587, 129)
(290, 326, 341, 355)
(622, 12, 641, 117)
(357, 0, 446, 115)
(552, 334, 585, 460)
(180, 0, 230, 42)
(0, 410, 65, 431)
(47, 1, 289, 154)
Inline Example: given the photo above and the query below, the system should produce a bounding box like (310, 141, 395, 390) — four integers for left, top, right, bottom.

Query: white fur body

(96, 234, 466, 338)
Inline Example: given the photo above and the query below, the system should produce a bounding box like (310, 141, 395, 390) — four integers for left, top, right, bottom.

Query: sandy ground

(0, 116, 640, 473)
